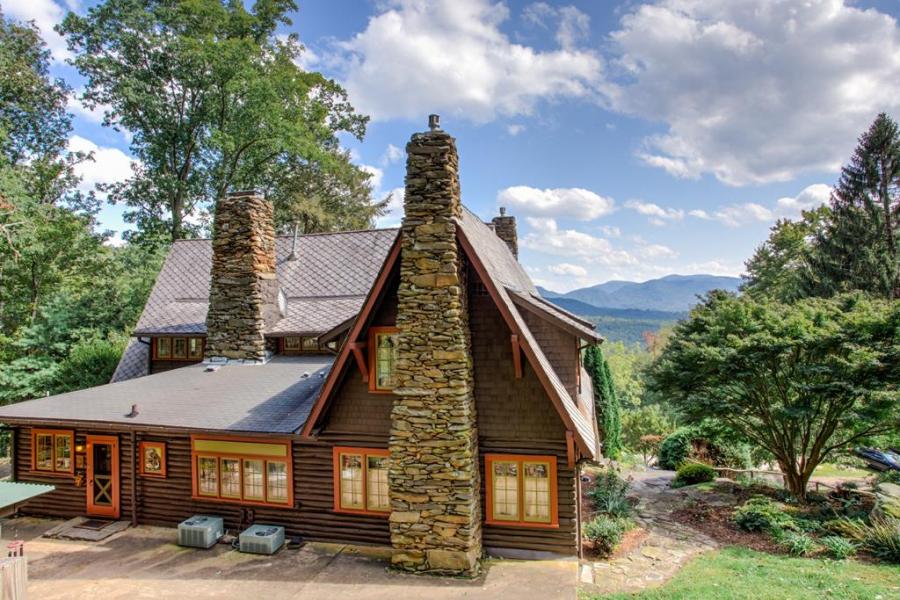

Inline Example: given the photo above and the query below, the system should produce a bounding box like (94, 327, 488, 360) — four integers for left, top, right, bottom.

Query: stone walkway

(579, 471, 720, 596)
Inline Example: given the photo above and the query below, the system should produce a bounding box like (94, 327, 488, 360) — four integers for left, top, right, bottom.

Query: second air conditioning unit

(238, 524, 285, 555)
(177, 515, 224, 549)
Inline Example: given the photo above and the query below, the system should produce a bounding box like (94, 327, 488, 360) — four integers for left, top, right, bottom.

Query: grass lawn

(812, 463, 871, 479)
(586, 547, 900, 600)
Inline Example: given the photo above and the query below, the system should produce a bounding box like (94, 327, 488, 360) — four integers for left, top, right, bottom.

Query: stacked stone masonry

(491, 212, 518, 259)
(389, 129, 483, 575)
(205, 191, 280, 362)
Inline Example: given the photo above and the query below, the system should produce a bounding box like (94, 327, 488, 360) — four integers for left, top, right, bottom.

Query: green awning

(0, 481, 55, 510)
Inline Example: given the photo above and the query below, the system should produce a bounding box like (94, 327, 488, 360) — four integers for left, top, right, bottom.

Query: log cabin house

(0, 121, 602, 575)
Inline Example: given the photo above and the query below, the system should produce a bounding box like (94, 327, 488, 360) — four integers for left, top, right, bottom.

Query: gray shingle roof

(0, 356, 333, 433)
(133, 229, 398, 336)
(110, 338, 150, 382)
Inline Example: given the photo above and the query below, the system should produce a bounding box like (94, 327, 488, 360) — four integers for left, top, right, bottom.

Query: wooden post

(130, 431, 138, 527)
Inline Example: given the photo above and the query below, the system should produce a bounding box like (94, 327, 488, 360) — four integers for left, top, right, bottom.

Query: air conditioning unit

(239, 524, 285, 555)
(177, 515, 224, 549)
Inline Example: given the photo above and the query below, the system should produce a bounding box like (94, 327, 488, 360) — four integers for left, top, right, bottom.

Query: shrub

(820, 536, 858, 560)
(778, 531, 818, 556)
(583, 515, 634, 558)
(833, 517, 900, 563)
(673, 463, 716, 487)
(588, 469, 632, 518)
(733, 496, 794, 533)
(658, 428, 694, 470)
(877, 470, 900, 486)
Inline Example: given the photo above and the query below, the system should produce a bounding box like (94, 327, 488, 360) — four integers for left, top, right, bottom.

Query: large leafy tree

(742, 207, 829, 303)
(806, 113, 900, 299)
(648, 291, 899, 500)
(59, 0, 378, 242)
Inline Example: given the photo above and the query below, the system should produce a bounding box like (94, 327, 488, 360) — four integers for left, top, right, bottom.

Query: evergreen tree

(807, 113, 900, 298)
(584, 345, 623, 460)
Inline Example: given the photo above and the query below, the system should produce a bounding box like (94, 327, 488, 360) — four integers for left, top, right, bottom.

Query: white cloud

(624, 199, 684, 225)
(521, 217, 638, 266)
(600, 225, 621, 238)
(603, 0, 900, 185)
(360, 164, 384, 191)
(380, 144, 405, 166)
(507, 124, 526, 136)
(498, 186, 614, 220)
(375, 187, 405, 228)
(67, 89, 107, 125)
(334, 0, 602, 122)
(691, 183, 832, 227)
(547, 262, 588, 277)
(67, 135, 135, 194)
(523, 3, 590, 50)
(4, 0, 71, 62)
(637, 244, 677, 259)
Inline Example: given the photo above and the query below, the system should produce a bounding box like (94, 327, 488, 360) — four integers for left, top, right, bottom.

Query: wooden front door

(86, 435, 120, 519)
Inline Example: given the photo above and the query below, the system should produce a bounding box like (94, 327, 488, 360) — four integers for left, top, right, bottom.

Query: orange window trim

(189, 435, 293, 508)
(367, 327, 399, 394)
(138, 441, 167, 478)
(332, 446, 391, 517)
(31, 428, 74, 476)
(484, 454, 559, 529)
(153, 336, 205, 361)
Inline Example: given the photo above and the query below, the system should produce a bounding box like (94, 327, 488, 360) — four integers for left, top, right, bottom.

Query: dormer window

(281, 336, 319, 354)
(154, 337, 204, 361)
(368, 327, 399, 392)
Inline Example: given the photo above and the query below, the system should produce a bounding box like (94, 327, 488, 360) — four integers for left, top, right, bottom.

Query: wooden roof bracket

(349, 342, 368, 383)
(566, 431, 576, 468)
(510, 334, 523, 379)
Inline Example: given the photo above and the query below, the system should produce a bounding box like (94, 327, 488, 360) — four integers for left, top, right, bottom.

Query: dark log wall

(149, 360, 199, 375)
(468, 272, 579, 555)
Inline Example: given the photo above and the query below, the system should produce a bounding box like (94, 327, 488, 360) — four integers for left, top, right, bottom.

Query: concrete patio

(4, 517, 577, 600)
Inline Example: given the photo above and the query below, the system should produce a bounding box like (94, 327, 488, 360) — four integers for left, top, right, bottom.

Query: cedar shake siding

(520, 309, 581, 401)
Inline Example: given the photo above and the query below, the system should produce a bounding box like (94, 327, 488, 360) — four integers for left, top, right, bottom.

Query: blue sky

(7, 0, 900, 291)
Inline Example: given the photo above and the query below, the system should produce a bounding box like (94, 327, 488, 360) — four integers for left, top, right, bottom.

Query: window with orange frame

(485, 454, 558, 528)
(333, 447, 390, 516)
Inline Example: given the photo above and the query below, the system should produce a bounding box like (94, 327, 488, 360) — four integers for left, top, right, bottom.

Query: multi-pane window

(282, 336, 319, 353)
(32, 430, 73, 474)
(368, 328, 399, 392)
(485, 455, 558, 527)
(155, 337, 204, 361)
(333, 447, 390, 515)
(191, 438, 292, 506)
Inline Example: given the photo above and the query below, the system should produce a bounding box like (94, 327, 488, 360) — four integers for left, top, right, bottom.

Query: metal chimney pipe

(428, 114, 441, 131)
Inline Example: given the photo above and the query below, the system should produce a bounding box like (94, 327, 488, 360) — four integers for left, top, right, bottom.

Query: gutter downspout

(130, 431, 137, 527)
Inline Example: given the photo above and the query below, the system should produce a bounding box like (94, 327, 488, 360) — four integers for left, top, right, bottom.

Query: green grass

(812, 463, 871, 479)
(584, 547, 900, 600)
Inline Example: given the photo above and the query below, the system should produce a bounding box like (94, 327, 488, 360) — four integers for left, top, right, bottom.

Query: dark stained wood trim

(566, 432, 575, 469)
(301, 235, 402, 437)
(349, 343, 369, 383)
(510, 334, 523, 379)
(508, 292, 602, 343)
(456, 227, 592, 456)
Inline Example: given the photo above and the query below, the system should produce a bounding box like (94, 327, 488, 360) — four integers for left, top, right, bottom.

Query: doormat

(74, 519, 114, 531)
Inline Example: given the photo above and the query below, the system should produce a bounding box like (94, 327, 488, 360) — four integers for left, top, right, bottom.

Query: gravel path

(579, 471, 720, 596)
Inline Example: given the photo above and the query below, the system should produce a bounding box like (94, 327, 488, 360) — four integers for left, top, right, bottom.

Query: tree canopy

(59, 0, 382, 242)
(648, 291, 899, 499)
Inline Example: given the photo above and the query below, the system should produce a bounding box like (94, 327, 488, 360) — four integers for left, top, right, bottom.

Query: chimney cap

(225, 189, 263, 199)
(499, 206, 507, 216)
(428, 114, 441, 131)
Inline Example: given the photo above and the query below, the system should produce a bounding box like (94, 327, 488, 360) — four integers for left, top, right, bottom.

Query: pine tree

(584, 345, 623, 460)
(807, 113, 900, 299)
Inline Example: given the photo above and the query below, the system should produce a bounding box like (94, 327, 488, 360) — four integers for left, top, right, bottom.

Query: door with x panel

(86, 435, 120, 518)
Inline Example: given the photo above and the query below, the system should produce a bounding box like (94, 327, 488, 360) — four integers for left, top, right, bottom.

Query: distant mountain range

(537, 274, 742, 313)
(537, 274, 742, 345)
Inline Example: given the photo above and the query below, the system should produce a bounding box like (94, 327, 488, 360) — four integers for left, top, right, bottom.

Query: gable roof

(133, 229, 398, 336)
(508, 290, 604, 344)
(0, 356, 333, 433)
(302, 208, 600, 458)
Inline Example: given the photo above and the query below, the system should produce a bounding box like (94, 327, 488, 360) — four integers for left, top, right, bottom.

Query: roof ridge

(172, 227, 399, 243)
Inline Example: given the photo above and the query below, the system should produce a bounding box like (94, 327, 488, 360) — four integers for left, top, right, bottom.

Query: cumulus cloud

(334, 0, 602, 122)
(67, 135, 135, 194)
(521, 217, 638, 266)
(547, 262, 588, 277)
(380, 144, 405, 166)
(4, 0, 71, 62)
(522, 3, 590, 50)
(691, 183, 832, 227)
(637, 244, 677, 259)
(603, 0, 900, 185)
(498, 186, 614, 220)
(507, 124, 526, 136)
(375, 187, 405, 228)
(624, 199, 684, 225)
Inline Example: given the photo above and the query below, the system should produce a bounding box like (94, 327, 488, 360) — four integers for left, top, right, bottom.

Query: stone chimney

(491, 207, 518, 259)
(389, 118, 482, 575)
(205, 190, 279, 363)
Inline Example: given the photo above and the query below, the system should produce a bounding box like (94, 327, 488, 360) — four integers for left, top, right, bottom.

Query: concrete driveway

(5, 518, 576, 600)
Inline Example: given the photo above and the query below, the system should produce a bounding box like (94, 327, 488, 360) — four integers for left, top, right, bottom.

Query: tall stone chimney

(491, 207, 518, 259)
(205, 190, 279, 363)
(389, 119, 482, 575)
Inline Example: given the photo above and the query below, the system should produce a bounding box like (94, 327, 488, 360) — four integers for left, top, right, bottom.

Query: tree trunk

(170, 192, 184, 241)
(779, 461, 810, 502)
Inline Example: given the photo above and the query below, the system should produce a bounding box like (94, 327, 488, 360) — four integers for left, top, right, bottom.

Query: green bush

(778, 531, 818, 556)
(820, 536, 858, 560)
(733, 496, 794, 533)
(658, 427, 694, 470)
(583, 515, 634, 558)
(588, 470, 632, 518)
(673, 463, 717, 487)
(877, 470, 900, 486)
(833, 517, 900, 563)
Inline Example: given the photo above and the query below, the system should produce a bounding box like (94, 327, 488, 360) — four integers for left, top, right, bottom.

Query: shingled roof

(133, 228, 398, 336)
